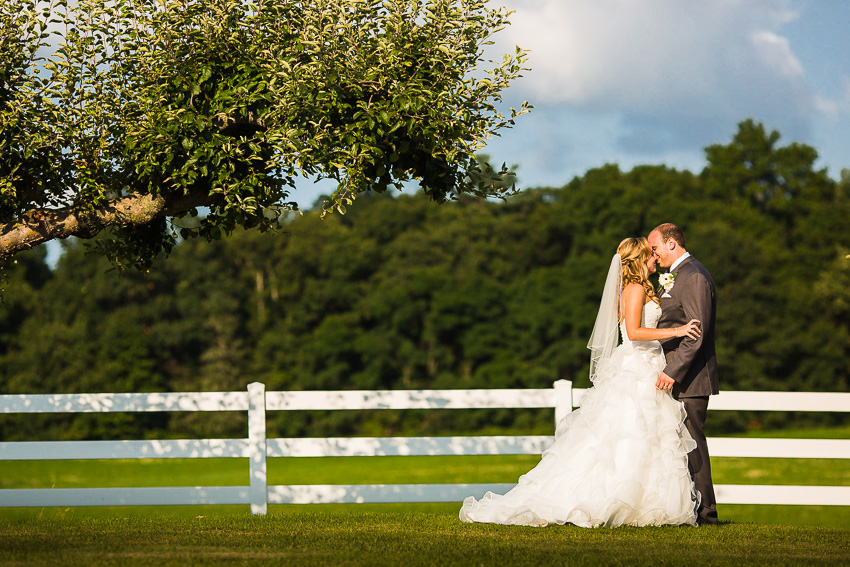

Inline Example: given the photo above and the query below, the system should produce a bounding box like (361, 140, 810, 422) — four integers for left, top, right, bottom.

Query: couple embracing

(460, 223, 719, 527)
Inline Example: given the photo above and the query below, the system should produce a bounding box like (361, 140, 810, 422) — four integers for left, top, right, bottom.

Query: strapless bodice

(620, 301, 662, 345)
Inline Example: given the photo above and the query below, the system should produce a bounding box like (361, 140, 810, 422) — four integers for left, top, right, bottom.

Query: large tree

(0, 0, 529, 267)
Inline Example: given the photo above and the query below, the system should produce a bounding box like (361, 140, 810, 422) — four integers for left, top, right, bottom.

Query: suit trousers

(682, 396, 719, 524)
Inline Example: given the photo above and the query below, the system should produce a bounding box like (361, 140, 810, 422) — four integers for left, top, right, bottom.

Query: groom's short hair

(652, 223, 686, 249)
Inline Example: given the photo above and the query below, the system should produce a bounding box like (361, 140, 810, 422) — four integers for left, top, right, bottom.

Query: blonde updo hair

(617, 237, 658, 304)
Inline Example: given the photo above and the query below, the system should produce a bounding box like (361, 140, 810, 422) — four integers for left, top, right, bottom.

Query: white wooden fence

(1, 380, 848, 515)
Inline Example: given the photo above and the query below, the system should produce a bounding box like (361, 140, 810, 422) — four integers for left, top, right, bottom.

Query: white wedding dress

(459, 301, 699, 527)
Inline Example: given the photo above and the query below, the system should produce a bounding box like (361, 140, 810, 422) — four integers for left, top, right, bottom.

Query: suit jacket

(657, 256, 719, 398)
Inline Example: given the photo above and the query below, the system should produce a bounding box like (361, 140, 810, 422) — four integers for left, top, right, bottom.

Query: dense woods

(2, 121, 849, 440)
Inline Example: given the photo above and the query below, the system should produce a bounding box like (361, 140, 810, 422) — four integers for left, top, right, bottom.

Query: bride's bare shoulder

(622, 282, 645, 295)
(621, 282, 646, 303)
(623, 281, 654, 306)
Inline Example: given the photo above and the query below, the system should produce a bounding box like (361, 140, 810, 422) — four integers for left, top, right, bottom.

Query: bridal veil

(587, 254, 621, 383)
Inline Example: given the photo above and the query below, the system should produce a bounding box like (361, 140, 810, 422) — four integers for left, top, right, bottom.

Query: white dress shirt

(669, 252, 691, 272)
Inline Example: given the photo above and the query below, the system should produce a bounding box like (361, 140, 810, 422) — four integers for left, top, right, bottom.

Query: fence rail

(1, 381, 849, 514)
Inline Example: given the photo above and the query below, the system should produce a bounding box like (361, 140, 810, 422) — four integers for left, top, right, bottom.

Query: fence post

(247, 382, 268, 515)
(553, 379, 573, 427)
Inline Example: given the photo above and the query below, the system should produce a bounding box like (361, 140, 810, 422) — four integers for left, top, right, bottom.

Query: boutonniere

(659, 272, 677, 293)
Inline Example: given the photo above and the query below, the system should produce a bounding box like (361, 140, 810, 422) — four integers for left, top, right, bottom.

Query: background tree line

(2, 121, 849, 440)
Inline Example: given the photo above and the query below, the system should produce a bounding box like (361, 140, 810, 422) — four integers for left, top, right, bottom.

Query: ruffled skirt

(459, 341, 699, 527)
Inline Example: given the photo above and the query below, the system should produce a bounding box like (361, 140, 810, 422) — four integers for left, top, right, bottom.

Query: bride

(459, 237, 701, 528)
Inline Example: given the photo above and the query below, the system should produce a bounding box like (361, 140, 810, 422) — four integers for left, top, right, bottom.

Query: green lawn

(1, 453, 848, 489)
(1, 426, 848, 565)
(728, 423, 850, 440)
(1, 510, 849, 566)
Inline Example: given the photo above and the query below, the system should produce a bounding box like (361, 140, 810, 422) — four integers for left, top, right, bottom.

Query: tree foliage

(0, 0, 529, 267)
(2, 121, 848, 440)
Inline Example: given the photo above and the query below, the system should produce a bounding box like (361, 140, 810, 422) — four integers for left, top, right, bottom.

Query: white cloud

(814, 95, 840, 118)
(813, 76, 850, 118)
(751, 31, 803, 78)
(496, 0, 814, 149)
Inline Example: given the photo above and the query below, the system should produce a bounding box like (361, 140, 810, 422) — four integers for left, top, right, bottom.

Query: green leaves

(1, 0, 529, 268)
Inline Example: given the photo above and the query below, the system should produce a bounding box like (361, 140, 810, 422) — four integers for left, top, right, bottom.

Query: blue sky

(474, 0, 850, 190)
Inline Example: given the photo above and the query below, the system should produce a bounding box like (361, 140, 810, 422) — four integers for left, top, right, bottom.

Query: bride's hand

(678, 319, 701, 340)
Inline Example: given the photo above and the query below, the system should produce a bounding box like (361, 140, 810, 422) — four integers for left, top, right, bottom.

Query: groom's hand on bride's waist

(656, 373, 675, 390)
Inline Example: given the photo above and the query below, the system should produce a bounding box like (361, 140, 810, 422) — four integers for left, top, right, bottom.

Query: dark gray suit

(657, 255, 719, 524)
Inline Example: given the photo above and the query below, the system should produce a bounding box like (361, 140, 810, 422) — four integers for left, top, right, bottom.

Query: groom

(648, 223, 719, 525)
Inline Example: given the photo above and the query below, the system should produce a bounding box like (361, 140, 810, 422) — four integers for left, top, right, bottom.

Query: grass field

(2, 508, 849, 566)
(1, 425, 848, 565)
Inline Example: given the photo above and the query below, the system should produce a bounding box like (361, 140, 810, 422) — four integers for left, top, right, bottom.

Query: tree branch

(0, 189, 219, 261)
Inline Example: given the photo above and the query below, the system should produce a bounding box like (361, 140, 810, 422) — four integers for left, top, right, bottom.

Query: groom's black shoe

(696, 503, 719, 525)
